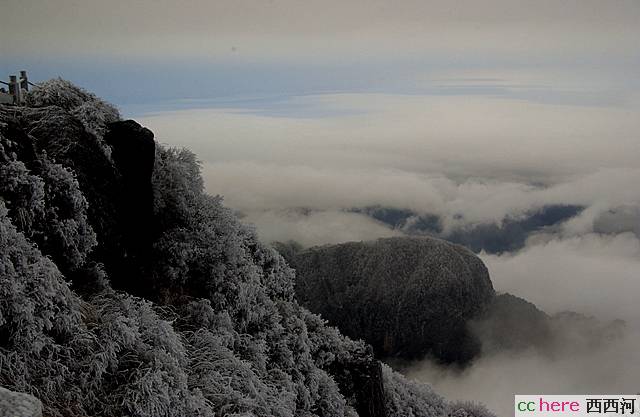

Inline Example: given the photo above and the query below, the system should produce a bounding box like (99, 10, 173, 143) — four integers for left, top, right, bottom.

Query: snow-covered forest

(0, 80, 495, 417)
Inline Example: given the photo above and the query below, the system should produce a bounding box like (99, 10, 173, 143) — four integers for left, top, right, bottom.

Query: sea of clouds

(141, 90, 640, 416)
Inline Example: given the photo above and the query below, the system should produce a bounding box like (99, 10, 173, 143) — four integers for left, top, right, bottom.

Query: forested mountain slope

(281, 238, 625, 368)
(0, 79, 494, 417)
(279, 237, 495, 364)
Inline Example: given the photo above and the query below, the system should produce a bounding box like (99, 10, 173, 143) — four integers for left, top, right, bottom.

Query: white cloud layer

(141, 93, 640, 239)
(484, 233, 640, 322)
(405, 329, 640, 417)
(143, 93, 640, 179)
(407, 231, 640, 417)
(241, 209, 401, 248)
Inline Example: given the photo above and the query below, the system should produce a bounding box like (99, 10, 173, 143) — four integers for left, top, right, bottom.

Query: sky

(2, 0, 639, 113)
(3, 1, 640, 415)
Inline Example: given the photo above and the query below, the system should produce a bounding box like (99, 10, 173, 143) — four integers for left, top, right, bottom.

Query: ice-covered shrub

(0, 201, 91, 415)
(152, 147, 204, 230)
(36, 160, 96, 271)
(0, 139, 96, 274)
(80, 292, 204, 417)
(25, 78, 120, 139)
(0, 160, 45, 233)
(447, 401, 497, 417)
(0, 201, 81, 353)
(381, 364, 447, 417)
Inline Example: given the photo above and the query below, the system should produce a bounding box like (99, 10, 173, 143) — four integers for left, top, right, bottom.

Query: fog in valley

(141, 84, 640, 416)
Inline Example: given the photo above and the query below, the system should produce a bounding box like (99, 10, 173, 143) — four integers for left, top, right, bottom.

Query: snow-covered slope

(286, 237, 495, 363)
(0, 80, 495, 417)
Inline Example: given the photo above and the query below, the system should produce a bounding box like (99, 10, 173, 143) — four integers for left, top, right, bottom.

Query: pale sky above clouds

(3, 0, 640, 60)
(2, 0, 639, 109)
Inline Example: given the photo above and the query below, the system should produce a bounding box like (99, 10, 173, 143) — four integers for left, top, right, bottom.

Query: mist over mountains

(140, 89, 640, 323)
(137, 80, 640, 417)
(139, 92, 640, 252)
(349, 204, 584, 254)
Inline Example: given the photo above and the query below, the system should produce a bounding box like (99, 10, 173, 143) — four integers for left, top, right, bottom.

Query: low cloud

(404, 329, 640, 417)
(401, 231, 640, 416)
(483, 232, 640, 322)
(242, 209, 400, 247)
(141, 93, 640, 244)
(141, 91, 640, 416)
(145, 94, 640, 181)
(202, 160, 640, 247)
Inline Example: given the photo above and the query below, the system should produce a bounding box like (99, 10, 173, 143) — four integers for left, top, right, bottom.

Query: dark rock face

(290, 237, 495, 363)
(1, 106, 107, 275)
(331, 351, 386, 417)
(24, 107, 117, 258)
(103, 120, 156, 294)
(304, 312, 388, 417)
(350, 361, 386, 417)
(1, 119, 38, 167)
(0, 106, 156, 295)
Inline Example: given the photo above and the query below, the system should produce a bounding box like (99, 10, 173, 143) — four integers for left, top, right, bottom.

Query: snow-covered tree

(25, 78, 120, 140)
